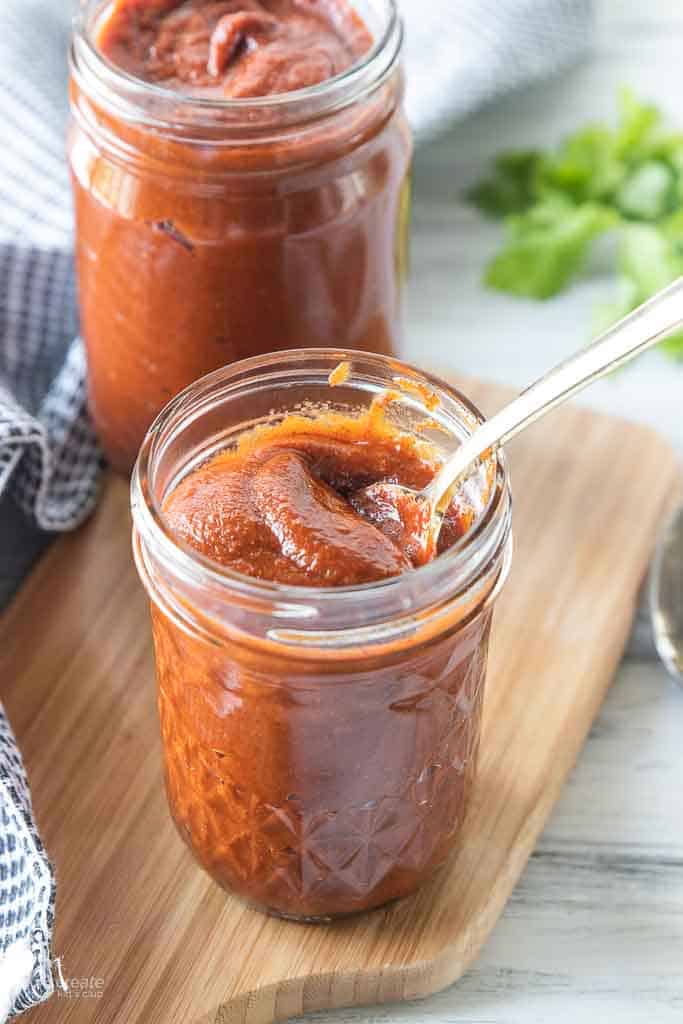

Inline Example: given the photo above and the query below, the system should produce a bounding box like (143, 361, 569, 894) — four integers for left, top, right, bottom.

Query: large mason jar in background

(68, 0, 412, 472)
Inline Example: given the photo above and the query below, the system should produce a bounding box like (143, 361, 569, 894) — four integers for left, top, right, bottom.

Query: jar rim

(70, 0, 403, 130)
(131, 349, 512, 635)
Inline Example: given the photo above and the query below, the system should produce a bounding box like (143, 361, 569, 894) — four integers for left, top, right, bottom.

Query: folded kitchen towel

(0, 0, 593, 1017)
(403, 0, 594, 142)
(0, 719, 57, 1020)
(0, 1, 101, 534)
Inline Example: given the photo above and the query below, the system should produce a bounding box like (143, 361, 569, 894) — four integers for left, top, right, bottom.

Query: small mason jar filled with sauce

(131, 350, 512, 921)
(68, 0, 412, 473)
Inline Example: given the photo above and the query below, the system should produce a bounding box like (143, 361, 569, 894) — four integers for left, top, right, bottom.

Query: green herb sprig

(469, 90, 683, 360)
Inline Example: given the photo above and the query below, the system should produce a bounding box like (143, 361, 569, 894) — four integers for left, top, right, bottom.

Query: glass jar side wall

(152, 599, 492, 920)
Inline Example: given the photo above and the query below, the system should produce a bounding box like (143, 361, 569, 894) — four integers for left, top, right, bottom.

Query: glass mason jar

(131, 350, 512, 921)
(68, 1, 412, 473)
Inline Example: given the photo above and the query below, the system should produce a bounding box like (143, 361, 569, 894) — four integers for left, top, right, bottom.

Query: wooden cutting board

(4, 376, 680, 1024)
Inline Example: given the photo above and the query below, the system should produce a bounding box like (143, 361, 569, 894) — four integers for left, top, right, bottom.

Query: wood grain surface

(3, 377, 680, 1024)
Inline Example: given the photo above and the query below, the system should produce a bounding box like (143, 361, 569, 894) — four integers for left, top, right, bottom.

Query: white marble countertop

(303, 3, 683, 1022)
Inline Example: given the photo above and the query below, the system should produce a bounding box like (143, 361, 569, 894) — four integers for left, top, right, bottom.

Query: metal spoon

(355, 277, 683, 563)
(650, 504, 683, 683)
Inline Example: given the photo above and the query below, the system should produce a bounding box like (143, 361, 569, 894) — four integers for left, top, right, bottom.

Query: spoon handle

(429, 276, 683, 508)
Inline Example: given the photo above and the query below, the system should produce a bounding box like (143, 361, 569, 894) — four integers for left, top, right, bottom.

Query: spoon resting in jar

(353, 276, 683, 565)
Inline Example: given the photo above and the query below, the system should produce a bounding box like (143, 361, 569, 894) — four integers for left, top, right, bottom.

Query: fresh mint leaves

(469, 90, 683, 360)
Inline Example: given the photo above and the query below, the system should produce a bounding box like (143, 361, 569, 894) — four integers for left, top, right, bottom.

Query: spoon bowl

(350, 481, 438, 565)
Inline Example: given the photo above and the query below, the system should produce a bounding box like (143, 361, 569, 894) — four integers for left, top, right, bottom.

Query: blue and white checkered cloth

(0, 1, 101, 536)
(0, 0, 592, 1018)
(0, 2, 101, 1018)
